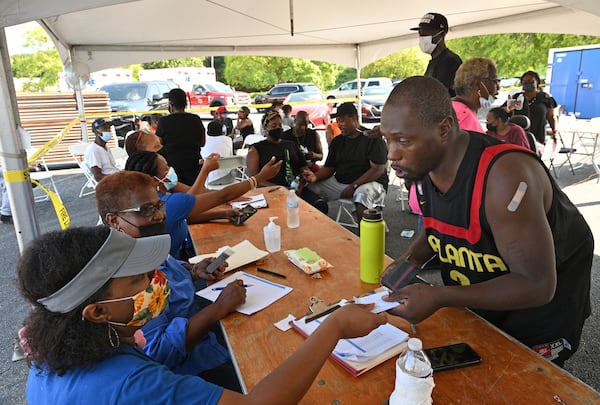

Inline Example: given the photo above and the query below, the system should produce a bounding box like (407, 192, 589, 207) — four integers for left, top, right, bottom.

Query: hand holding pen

(213, 280, 247, 314)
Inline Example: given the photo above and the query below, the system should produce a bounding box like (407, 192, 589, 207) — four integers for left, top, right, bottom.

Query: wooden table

(190, 187, 599, 404)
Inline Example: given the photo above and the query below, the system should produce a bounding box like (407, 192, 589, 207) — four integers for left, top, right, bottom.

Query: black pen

(268, 186, 281, 193)
(257, 267, 287, 279)
(212, 284, 253, 291)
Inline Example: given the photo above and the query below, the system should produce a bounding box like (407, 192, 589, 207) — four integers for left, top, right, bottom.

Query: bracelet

(248, 176, 257, 190)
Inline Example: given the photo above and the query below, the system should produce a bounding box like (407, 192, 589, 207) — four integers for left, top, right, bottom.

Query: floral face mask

(97, 269, 170, 327)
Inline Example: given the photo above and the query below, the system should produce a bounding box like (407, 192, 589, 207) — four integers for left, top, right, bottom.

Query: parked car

(187, 82, 235, 108)
(360, 86, 394, 121)
(100, 81, 179, 113)
(326, 77, 393, 101)
(284, 91, 332, 130)
(254, 83, 321, 112)
(209, 81, 251, 105)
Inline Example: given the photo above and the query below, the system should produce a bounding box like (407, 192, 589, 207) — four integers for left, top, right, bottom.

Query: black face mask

(486, 123, 497, 133)
(118, 215, 168, 237)
(269, 128, 283, 140)
(522, 83, 536, 92)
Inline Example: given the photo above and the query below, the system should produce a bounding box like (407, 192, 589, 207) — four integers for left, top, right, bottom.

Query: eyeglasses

(117, 201, 166, 217)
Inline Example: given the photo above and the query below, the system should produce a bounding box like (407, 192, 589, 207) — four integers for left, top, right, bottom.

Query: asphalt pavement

(0, 129, 598, 403)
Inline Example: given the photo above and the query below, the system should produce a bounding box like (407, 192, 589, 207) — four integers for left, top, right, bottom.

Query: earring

(108, 324, 120, 348)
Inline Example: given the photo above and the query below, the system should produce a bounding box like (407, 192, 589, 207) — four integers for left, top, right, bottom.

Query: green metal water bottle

(360, 208, 385, 284)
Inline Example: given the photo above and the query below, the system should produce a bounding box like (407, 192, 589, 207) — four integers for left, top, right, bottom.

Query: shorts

(307, 176, 386, 209)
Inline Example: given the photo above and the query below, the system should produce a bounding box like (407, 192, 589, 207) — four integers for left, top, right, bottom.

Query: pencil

(257, 267, 287, 279)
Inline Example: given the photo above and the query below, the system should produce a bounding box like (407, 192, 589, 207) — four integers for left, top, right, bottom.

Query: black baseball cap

(331, 102, 358, 118)
(91, 118, 113, 132)
(207, 121, 223, 136)
(410, 12, 449, 33)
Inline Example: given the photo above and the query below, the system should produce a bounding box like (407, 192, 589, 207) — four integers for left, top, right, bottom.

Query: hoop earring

(108, 324, 120, 348)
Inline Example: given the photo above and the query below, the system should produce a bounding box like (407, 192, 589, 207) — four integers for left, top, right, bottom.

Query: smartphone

(380, 258, 421, 291)
(231, 204, 257, 226)
(424, 343, 481, 372)
(205, 248, 235, 274)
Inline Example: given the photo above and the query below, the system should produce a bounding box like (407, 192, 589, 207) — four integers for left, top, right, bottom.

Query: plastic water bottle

(359, 208, 385, 283)
(389, 338, 434, 405)
(263, 216, 281, 252)
(398, 338, 432, 378)
(516, 94, 524, 110)
(286, 189, 300, 228)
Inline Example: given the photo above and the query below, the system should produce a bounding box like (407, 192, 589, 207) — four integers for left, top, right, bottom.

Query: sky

(4, 21, 39, 55)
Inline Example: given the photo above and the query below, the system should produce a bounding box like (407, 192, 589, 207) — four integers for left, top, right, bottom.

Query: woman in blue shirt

(19, 226, 385, 404)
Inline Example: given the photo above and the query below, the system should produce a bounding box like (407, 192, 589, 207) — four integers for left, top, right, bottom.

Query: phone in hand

(423, 343, 482, 372)
(231, 204, 257, 226)
(205, 248, 235, 274)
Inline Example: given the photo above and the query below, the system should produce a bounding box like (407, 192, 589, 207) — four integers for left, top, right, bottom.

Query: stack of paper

(230, 194, 267, 209)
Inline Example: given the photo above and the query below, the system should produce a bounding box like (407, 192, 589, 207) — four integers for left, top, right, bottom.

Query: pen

(212, 284, 253, 291)
(257, 267, 287, 279)
(268, 186, 281, 193)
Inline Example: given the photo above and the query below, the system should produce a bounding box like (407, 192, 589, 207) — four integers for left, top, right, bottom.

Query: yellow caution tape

(3, 168, 30, 183)
(31, 179, 70, 230)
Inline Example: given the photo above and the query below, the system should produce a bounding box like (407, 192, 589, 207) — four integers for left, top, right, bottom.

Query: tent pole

(355, 44, 362, 125)
(69, 49, 89, 142)
(0, 28, 40, 252)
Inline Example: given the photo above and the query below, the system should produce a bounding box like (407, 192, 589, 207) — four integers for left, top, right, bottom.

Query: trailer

(546, 44, 600, 119)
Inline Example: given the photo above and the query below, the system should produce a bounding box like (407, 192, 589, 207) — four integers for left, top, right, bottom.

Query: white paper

(230, 193, 267, 209)
(293, 314, 408, 361)
(274, 314, 296, 331)
(189, 240, 268, 272)
(354, 290, 400, 314)
(196, 271, 292, 315)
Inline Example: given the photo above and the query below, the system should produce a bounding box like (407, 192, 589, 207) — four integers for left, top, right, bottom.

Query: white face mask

(418, 31, 443, 55)
(100, 131, 112, 143)
(477, 82, 496, 121)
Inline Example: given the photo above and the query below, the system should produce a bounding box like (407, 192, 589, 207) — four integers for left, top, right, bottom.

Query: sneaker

(0, 215, 12, 224)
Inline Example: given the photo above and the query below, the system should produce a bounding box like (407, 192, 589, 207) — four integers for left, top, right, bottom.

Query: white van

(326, 77, 393, 100)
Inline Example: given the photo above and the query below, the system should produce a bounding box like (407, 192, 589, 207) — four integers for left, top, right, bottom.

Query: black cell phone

(205, 248, 234, 274)
(380, 258, 421, 291)
(424, 343, 482, 372)
(231, 204, 257, 226)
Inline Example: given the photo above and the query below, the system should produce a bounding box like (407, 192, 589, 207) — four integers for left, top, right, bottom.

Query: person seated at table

(304, 102, 388, 222)
(282, 110, 324, 172)
(380, 76, 593, 367)
(125, 151, 281, 260)
(124, 129, 165, 156)
(201, 121, 234, 186)
(96, 171, 245, 385)
(19, 226, 386, 404)
(246, 111, 328, 214)
(485, 107, 531, 150)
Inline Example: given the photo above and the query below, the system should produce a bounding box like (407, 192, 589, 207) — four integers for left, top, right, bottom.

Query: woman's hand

(202, 153, 221, 173)
(255, 156, 282, 184)
(323, 304, 387, 339)
(214, 280, 247, 315)
(191, 257, 228, 281)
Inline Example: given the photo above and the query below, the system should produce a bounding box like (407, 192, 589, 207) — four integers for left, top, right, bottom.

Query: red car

(283, 91, 332, 130)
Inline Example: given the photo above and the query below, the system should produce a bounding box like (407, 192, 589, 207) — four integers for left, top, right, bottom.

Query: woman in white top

(201, 121, 234, 184)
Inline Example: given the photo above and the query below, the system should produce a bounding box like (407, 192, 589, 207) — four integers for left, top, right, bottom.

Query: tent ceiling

(3, 0, 600, 72)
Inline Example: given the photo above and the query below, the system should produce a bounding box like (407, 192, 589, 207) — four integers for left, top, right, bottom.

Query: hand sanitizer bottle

(263, 216, 281, 253)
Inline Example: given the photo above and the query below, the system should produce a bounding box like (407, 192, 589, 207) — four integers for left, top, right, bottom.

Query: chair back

(69, 142, 98, 197)
(241, 134, 266, 148)
(508, 115, 537, 153)
(108, 147, 129, 170)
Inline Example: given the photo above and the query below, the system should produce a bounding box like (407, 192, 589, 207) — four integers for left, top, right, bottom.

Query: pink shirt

(486, 123, 531, 150)
(452, 100, 484, 133)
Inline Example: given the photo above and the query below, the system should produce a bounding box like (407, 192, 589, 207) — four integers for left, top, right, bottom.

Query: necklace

(293, 128, 307, 147)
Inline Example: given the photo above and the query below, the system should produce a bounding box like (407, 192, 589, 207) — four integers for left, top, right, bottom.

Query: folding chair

(334, 198, 358, 228)
(26, 148, 62, 203)
(69, 142, 98, 197)
(205, 156, 248, 190)
(108, 146, 129, 170)
(236, 134, 266, 158)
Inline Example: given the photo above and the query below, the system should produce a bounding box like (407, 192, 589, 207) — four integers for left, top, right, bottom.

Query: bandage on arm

(507, 182, 527, 212)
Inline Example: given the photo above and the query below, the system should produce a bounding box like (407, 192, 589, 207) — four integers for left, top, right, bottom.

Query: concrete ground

(0, 127, 598, 403)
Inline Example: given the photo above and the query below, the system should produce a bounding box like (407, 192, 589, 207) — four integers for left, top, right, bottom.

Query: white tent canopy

(1, 0, 600, 251)
(3, 0, 600, 74)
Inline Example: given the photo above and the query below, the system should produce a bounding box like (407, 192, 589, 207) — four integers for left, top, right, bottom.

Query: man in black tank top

(379, 77, 593, 366)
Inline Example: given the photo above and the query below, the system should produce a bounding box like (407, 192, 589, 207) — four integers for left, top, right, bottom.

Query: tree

(10, 25, 62, 91)
(361, 47, 428, 80)
(142, 57, 207, 69)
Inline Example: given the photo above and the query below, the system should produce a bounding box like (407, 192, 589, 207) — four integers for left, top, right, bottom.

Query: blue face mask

(100, 131, 112, 143)
(155, 167, 178, 190)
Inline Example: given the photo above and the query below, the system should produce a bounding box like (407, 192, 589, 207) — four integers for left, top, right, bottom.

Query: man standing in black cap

(411, 12, 462, 96)
(84, 118, 119, 182)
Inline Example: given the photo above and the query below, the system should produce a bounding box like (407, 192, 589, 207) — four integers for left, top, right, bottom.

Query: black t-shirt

(239, 123, 255, 138)
(325, 132, 388, 187)
(282, 128, 318, 154)
(156, 113, 205, 186)
(509, 91, 557, 143)
(425, 47, 462, 97)
(252, 139, 307, 186)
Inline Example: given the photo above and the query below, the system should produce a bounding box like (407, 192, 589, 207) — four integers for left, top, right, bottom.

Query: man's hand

(255, 156, 282, 184)
(340, 184, 355, 198)
(382, 283, 440, 324)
